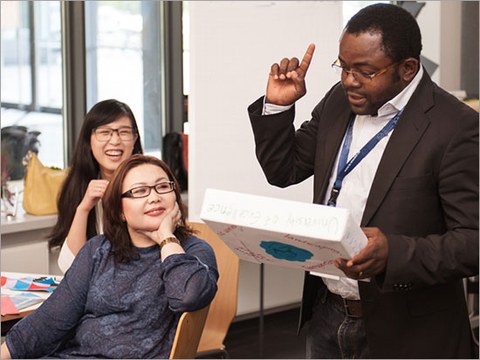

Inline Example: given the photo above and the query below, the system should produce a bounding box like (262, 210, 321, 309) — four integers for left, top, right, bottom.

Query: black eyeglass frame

(92, 126, 138, 142)
(121, 181, 176, 198)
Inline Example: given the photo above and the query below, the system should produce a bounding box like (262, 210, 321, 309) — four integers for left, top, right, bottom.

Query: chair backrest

(188, 221, 240, 355)
(169, 305, 210, 359)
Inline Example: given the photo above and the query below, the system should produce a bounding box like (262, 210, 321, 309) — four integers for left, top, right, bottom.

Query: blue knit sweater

(6, 234, 218, 358)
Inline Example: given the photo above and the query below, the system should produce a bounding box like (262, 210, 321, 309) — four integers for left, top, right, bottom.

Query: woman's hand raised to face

(266, 43, 315, 106)
(141, 202, 182, 246)
(77, 179, 110, 213)
(157, 201, 182, 242)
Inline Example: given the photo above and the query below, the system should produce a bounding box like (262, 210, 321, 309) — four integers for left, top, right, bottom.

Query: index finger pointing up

(297, 43, 316, 78)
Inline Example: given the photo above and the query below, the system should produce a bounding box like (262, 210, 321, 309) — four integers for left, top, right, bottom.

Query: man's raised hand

(266, 43, 315, 106)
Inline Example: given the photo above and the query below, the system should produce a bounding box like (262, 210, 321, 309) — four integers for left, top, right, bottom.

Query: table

(1, 209, 59, 274)
(1, 272, 62, 335)
(1, 179, 60, 275)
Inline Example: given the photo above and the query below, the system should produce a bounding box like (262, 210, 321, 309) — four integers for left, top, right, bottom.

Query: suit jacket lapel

(361, 72, 435, 226)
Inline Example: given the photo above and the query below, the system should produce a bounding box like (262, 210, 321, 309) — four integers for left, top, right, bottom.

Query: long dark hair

(48, 99, 143, 249)
(103, 154, 192, 263)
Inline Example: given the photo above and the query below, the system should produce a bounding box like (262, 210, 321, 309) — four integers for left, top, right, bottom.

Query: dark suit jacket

(248, 71, 479, 358)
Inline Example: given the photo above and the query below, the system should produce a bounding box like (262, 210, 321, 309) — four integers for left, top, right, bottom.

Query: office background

(1, 1, 478, 317)
(187, 0, 479, 316)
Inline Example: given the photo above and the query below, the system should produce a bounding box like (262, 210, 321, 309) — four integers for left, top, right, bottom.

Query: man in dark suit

(248, 3, 478, 358)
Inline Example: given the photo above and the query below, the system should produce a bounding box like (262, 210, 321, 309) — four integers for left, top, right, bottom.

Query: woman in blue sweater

(2, 155, 218, 359)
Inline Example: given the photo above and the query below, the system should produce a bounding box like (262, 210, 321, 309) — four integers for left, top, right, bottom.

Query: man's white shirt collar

(375, 65, 424, 117)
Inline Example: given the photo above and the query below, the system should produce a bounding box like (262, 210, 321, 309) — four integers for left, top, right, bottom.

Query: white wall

(188, 1, 341, 214)
(411, 1, 462, 91)
(417, 1, 441, 84)
(187, 0, 463, 316)
(438, 1, 462, 91)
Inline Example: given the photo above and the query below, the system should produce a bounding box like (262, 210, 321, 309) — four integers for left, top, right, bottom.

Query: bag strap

(22, 150, 35, 167)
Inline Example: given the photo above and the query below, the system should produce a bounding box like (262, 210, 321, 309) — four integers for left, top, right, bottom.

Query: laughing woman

(2, 155, 218, 359)
(48, 99, 143, 273)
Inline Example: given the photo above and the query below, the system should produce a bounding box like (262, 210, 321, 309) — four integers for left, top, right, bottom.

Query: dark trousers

(306, 289, 370, 359)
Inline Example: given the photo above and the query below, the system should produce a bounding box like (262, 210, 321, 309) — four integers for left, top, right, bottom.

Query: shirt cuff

(262, 97, 294, 115)
(58, 240, 76, 274)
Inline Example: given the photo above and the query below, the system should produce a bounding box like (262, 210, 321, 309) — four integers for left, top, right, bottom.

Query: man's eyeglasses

(93, 127, 137, 142)
(121, 181, 175, 198)
(331, 59, 399, 81)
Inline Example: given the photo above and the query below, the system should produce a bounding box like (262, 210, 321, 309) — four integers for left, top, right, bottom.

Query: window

(1, 1, 178, 176)
(85, 1, 165, 157)
(1, 1, 64, 169)
(1, 1, 32, 106)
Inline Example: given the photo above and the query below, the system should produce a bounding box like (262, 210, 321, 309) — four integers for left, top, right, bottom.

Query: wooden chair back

(169, 305, 210, 359)
(188, 221, 240, 357)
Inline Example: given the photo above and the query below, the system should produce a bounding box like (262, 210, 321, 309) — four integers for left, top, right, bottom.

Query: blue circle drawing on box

(260, 241, 313, 262)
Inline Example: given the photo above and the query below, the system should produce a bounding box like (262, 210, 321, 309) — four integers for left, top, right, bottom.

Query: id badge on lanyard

(327, 110, 403, 207)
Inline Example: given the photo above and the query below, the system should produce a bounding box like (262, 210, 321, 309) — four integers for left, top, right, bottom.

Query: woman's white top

(57, 201, 104, 274)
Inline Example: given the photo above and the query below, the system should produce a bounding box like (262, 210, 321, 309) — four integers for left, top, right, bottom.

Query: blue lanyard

(327, 110, 403, 207)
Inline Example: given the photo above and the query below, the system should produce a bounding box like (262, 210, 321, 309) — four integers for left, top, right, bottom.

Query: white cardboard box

(200, 189, 368, 279)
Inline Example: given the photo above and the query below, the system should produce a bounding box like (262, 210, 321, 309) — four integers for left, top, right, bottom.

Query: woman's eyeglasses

(93, 127, 137, 142)
(121, 181, 175, 198)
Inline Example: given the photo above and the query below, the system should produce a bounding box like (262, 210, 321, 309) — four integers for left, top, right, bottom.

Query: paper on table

(1, 293, 43, 315)
(1, 296, 18, 315)
(1, 293, 44, 315)
(21, 276, 60, 286)
(1, 276, 55, 292)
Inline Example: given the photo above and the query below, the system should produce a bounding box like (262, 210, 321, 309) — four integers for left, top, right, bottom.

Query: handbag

(22, 151, 68, 215)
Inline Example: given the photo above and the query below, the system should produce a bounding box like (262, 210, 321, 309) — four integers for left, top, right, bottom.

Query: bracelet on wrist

(159, 236, 180, 249)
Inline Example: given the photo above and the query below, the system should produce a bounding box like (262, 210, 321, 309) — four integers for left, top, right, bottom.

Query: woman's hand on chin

(141, 202, 181, 245)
